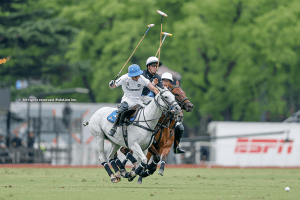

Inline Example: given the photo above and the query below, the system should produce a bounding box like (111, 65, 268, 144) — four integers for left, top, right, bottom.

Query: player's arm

(109, 75, 123, 89)
(147, 82, 159, 95)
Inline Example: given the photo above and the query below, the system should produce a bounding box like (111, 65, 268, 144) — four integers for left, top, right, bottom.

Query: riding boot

(108, 113, 121, 137)
(173, 123, 185, 154)
(108, 102, 129, 137)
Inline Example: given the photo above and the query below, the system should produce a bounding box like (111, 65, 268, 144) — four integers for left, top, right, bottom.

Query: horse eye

(164, 96, 168, 99)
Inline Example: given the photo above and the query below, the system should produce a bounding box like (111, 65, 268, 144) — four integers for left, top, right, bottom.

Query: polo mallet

(114, 24, 155, 81)
(156, 10, 167, 66)
(155, 32, 172, 57)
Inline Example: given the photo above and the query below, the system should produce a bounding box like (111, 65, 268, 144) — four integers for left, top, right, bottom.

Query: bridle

(153, 89, 178, 114)
(169, 85, 191, 109)
(132, 89, 178, 133)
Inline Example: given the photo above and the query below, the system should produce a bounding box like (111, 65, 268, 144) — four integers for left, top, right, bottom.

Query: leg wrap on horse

(135, 162, 146, 175)
(140, 171, 150, 178)
(126, 152, 137, 164)
(102, 162, 113, 177)
(140, 167, 156, 178)
(148, 167, 156, 175)
(147, 160, 158, 170)
(120, 147, 131, 155)
(122, 159, 128, 166)
(114, 157, 125, 170)
(109, 159, 119, 173)
(160, 160, 166, 170)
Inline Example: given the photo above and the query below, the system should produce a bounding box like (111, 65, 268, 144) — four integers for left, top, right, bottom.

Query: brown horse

(119, 81, 193, 183)
(144, 81, 193, 178)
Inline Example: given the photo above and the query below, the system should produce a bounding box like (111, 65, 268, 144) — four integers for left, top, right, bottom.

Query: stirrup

(108, 128, 116, 137)
(173, 147, 185, 154)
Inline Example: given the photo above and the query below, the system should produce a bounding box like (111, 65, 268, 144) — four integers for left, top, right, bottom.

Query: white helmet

(161, 72, 173, 82)
(146, 56, 162, 67)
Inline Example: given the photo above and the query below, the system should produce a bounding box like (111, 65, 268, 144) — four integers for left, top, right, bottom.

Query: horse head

(156, 87, 181, 116)
(166, 81, 194, 112)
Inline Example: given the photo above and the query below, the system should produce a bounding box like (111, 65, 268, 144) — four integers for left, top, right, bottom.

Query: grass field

(1, 165, 300, 200)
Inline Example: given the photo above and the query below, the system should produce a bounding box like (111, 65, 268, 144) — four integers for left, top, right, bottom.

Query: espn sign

(235, 138, 293, 154)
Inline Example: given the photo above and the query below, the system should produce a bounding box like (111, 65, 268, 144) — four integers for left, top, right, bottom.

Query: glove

(109, 80, 115, 87)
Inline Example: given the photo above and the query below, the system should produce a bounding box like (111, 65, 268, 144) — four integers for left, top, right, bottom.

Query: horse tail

(83, 121, 89, 127)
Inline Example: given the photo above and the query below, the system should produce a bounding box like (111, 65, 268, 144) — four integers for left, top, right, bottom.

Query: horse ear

(176, 80, 179, 86)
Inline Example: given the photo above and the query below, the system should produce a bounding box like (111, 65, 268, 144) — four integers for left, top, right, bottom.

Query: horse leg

(137, 149, 149, 184)
(136, 155, 143, 184)
(92, 134, 116, 182)
(107, 143, 121, 183)
(158, 154, 167, 176)
(120, 147, 136, 167)
(129, 142, 147, 177)
(127, 152, 140, 182)
(158, 134, 175, 176)
(159, 146, 172, 176)
(125, 151, 138, 167)
(136, 146, 159, 182)
(147, 146, 160, 170)
(114, 155, 127, 178)
(137, 150, 157, 184)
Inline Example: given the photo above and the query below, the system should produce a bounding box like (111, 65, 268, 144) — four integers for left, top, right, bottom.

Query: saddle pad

(107, 110, 118, 122)
(148, 91, 155, 97)
(141, 91, 154, 97)
(107, 110, 137, 123)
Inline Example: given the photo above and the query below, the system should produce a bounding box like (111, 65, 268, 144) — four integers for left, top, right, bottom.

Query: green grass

(0, 167, 299, 200)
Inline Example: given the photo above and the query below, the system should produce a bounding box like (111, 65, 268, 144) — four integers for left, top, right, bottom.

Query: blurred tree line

(1, 0, 300, 135)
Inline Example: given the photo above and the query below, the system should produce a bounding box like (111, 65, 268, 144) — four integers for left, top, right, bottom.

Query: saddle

(107, 105, 141, 124)
(107, 105, 143, 147)
(121, 104, 142, 125)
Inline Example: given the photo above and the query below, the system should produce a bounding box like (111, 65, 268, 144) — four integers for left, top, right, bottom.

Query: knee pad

(118, 102, 129, 113)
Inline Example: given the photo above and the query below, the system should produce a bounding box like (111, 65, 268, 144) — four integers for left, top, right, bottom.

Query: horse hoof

(111, 178, 118, 183)
(137, 181, 142, 184)
(158, 169, 164, 176)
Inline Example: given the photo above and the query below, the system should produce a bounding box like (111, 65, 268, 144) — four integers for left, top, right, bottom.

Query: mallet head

(157, 10, 168, 17)
(148, 24, 155, 27)
(161, 32, 172, 36)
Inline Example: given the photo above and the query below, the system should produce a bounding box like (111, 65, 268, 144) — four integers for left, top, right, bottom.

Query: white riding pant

(121, 96, 145, 109)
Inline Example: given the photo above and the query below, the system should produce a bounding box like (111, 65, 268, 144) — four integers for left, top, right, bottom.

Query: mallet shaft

(115, 24, 154, 80)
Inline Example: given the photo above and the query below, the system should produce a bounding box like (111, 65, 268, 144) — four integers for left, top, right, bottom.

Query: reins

(131, 90, 177, 134)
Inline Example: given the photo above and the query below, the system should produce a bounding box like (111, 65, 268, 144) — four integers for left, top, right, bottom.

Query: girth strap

(132, 122, 155, 132)
(122, 124, 129, 147)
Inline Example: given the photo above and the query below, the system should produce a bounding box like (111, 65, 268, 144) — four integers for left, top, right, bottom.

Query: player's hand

(152, 78, 158, 85)
(109, 80, 115, 87)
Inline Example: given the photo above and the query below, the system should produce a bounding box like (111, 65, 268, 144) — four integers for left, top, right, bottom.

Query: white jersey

(115, 73, 150, 107)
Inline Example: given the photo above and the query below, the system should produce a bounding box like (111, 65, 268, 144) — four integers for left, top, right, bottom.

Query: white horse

(87, 87, 181, 182)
